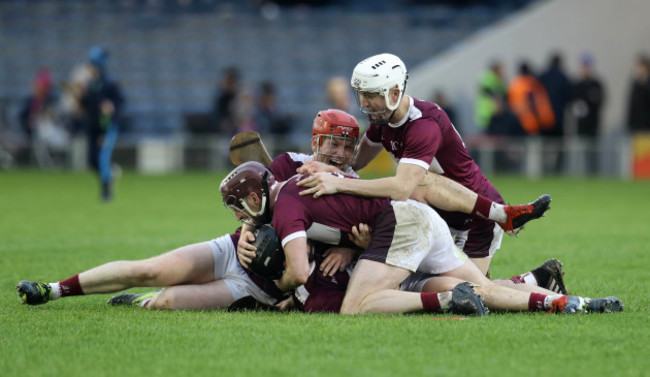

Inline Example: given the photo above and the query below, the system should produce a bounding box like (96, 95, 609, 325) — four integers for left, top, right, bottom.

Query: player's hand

(297, 160, 341, 175)
(236, 229, 257, 268)
(349, 223, 371, 250)
(276, 297, 295, 311)
(297, 172, 339, 198)
(320, 247, 354, 277)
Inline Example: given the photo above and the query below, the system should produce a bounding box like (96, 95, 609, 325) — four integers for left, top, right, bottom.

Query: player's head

(350, 53, 408, 126)
(311, 109, 360, 170)
(88, 45, 108, 71)
(220, 161, 275, 226)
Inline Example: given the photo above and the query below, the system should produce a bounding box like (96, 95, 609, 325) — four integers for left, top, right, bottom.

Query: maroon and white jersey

(272, 174, 391, 248)
(269, 152, 357, 182)
(364, 97, 499, 198)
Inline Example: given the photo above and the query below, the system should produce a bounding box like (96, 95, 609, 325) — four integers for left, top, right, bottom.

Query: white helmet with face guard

(350, 53, 408, 125)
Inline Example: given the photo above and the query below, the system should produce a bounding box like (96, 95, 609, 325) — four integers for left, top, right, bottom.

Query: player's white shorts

(362, 200, 467, 273)
(450, 224, 503, 258)
(206, 234, 276, 305)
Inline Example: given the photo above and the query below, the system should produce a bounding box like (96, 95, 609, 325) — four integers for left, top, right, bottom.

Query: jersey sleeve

(269, 153, 296, 182)
(272, 194, 312, 247)
(399, 119, 442, 168)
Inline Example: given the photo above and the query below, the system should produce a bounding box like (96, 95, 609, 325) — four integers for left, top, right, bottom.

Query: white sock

(489, 203, 507, 223)
(521, 272, 539, 286)
(139, 298, 152, 308)
(438, 291, 453, 311)
(543, 294, 564, 310)
(49, 283, 62, 300)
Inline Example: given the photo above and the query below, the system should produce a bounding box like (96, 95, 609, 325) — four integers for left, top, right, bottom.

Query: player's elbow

(284, 267, 309, 288)
(291, 270, 309, 286)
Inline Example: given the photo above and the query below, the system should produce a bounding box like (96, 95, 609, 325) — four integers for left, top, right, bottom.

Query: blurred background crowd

(0, 0, 648, 179)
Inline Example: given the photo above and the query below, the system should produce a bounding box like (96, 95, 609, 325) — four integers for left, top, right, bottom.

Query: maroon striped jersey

(364, 97, 501, 196)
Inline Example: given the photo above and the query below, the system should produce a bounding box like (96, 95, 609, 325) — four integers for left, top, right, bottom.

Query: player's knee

(340, 296, 362, 315)
(128, 261, 164, 284)
(147, 290, 174, 310)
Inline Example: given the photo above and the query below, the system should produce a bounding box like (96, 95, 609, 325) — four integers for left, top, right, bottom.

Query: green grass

(1, 171, 649, 377)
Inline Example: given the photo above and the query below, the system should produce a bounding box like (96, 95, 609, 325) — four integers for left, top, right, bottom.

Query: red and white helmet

(219, 161, 275, 226)
(312, 109, 360, 169)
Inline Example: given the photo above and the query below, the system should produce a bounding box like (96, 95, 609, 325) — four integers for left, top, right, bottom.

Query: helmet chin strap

(369, 108, 397, 126)
(260, 171, 272, 224)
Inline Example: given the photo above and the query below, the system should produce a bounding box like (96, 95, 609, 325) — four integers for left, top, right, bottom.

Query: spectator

(570, 53, 605, 137)
(507, 61, 555, 135)
(255, 81, 292, 136)
(626, 54, 650, 133)
(474, 61, 522, 136)
(212, 66, 241, 136)
(538, 52, 571, 137)
(325, 76, 351, 111)
(80, 46, 125, 202)
(18, 68, 69, 169)
(432, 90, 457, 128)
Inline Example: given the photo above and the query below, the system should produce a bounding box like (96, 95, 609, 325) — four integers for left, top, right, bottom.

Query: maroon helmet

(219, 161, 275, 225)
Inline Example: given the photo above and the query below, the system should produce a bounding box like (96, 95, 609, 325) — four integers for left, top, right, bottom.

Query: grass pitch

(1, 171, 649, 377)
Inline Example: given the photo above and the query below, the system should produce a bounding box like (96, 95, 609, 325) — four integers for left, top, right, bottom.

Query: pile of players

(17, 53, 623, 316)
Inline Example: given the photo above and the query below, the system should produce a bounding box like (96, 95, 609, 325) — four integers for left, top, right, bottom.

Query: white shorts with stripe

(206, 234, 276, 305)
(371, 200, 467, 274)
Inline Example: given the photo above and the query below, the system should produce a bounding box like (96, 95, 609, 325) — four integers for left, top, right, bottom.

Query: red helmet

(219, 161, 275, 225)
(312, 109, 360, 169)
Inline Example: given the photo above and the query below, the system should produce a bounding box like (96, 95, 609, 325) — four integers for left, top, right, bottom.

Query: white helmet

(350, 53, 408, 122)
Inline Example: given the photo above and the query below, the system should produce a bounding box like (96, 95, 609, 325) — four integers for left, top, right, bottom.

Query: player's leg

(147, 280, 235, 310)
(340, 259, 411, 314)
(17, 239, 220, 305)
(107, 233, 278, 310)
(410, 172, 477, 214)
(410, 172, 550, 231)
(80, 242, 216, 292)
(460, 221, 567, 294)
(421, 266, 617, 313)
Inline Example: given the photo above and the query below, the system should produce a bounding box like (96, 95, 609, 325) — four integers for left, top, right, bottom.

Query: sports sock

(472, 195, 507, 223)
(471, 195, 492, 220)
(139, 298, 152, 308)
(421, 292, 440, 312)
(528, 293, 548, 311)
(488, 203, 507, 223)
(57, 274, 84, 297)
(542, 294, 564, 310)
(508, 272, 539, 286)
(530, 265, 551, 288)
(421, 292, 452, 313)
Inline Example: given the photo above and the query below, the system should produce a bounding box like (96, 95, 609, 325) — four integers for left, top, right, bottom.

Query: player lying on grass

(272, 240, 621, 315)
(298, 53, 551, 279)
(14, 110, 360, 310)
(16, 110, 558, 310)
(224, 161, 623, 315)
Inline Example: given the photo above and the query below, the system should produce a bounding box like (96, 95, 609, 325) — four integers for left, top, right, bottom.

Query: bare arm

(299, 162, 426, 201)
(275, 237, 311, 292)
(351, 137, 383, 171)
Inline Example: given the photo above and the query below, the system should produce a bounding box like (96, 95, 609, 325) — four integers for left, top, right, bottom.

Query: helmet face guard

(312, 109, 360, 170)
(350, 53, 408, 126)
(313, 133, 359, 170)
